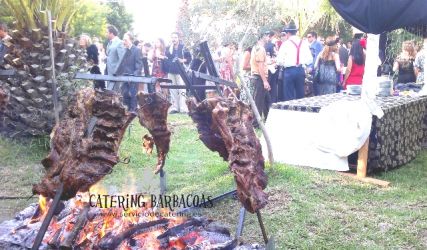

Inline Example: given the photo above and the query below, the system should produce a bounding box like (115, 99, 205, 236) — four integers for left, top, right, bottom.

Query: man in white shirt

(276, 21, 313, 101)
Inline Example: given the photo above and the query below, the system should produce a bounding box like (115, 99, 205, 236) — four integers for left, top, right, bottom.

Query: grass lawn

(0, 114, 426, 249)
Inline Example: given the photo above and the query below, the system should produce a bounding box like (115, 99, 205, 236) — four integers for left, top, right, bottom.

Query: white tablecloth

(261, 108, 350, 171)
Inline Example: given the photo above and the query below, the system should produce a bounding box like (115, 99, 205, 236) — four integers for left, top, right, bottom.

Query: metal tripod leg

(159, 169, 166, 194)
(256, 210, 269, 244)
(236, 207, 270, 246)
(236, 207, 246, 238)
(31, 183, 64, 250)
(128, 123, 132, 137)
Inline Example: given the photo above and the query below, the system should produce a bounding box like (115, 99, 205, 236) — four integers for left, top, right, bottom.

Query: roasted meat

(33, 88, 135, 199)
(142, 134, 154, 155)
(186, 96, 268, 213)
(186, 98, 229, 160)
(137, 92, 171, 174)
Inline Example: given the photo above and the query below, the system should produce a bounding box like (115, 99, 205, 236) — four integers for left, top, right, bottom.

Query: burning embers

(0, 191, 236, 249)
(11, 87, 270, 249)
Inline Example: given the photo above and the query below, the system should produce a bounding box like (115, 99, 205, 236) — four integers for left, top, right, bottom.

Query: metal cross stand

(0, 69, 17, 79)
(31, 183, 64, 250)
(31, 73, 172, 250)
(31, 40, 270, 248)
(169, 41, 270, 246)
(75, 73, 172, 135)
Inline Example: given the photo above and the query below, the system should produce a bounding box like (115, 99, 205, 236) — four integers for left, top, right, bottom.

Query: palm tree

(0, 0, 88, 137)
(305, 0, 353, 40)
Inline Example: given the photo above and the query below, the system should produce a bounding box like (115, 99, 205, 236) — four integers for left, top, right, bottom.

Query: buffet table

(261, 93, 427, 173)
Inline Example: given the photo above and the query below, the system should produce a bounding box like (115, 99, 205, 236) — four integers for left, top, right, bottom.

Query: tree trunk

(0, 24, 88, 138)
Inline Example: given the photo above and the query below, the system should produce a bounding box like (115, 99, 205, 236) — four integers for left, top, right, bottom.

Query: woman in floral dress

(149, 38, 168, 96)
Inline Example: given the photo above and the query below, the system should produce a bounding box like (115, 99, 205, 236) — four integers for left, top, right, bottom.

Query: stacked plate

(377, 80, 392, 97)
(347, 85, 362, 95)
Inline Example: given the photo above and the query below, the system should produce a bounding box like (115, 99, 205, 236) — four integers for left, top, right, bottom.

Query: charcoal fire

(32, 88, 135, 199)
(187, 96, 268, 213)
(0, 193, 237, 249)
(137, 92, 172, 174)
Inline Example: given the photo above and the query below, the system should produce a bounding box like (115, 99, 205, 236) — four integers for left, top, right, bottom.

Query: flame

(28, 195, 49, 224)
(89, 183, 108, 196)
(24, 181, 214, 249)
(38, 195, 48, 216)
(134, 229, 164, 249)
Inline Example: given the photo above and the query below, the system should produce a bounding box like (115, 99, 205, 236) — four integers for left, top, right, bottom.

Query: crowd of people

(73, 23, 425, 120)
(393, 40, 425, 91)
(237, 24, 425, 122)
(1, 20, 425, 119)
(238, 21, 367, 122)
(80, 25, 193, 114)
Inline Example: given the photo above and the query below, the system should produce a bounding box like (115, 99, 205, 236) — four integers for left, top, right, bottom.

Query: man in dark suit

(117, 32, 143, 112)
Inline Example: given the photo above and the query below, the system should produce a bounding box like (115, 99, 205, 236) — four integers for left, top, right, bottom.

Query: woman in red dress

(343, 39, 365, 89)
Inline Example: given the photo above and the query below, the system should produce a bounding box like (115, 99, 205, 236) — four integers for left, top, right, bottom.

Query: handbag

(313, 67, 320, 85)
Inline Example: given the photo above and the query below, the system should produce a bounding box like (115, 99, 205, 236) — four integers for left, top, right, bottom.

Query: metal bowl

(347, 85, 362, 95)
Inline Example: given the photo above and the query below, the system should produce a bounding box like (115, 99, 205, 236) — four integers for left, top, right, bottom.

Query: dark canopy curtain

(329, 0, 427, 34)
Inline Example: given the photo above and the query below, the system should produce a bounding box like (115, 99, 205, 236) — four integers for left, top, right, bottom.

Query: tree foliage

(305, 0, 353, 42)
(106, 1, 134, 38)
(0, 0, 14, 25)
(176, 0, 284, 50)
(70, 0, 110, 38)
(2, 0, 82, 32)
(0, 0, 89, 137)
(176, 0, 353, 51)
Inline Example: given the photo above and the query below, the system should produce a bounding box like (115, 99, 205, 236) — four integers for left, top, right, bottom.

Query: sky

(122, 0, 180, 42)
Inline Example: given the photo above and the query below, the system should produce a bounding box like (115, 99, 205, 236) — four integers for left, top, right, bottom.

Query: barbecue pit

(0, 42, 271, 249)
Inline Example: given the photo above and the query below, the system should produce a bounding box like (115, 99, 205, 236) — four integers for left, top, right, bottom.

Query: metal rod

(0, 196, 36, 200)
(199, 41, 223, 95)
(236, 207, 246, 238)
(199, 41, 220, 77)
(74, 73, 171, 84)
(174, 59, 201, 101)
(84, 117, 98, 137)
(0, 69, 16, 77)
(47, 10, 59, 125)
(159, 84, 217, 90)
(177, 189, 237, 214)
(256, 210, 269, 244)
(128, 122, 132, 137)
(32, 182, 64, 250)
(159, 169, 166, 194)
(192, 71, 238, 88)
